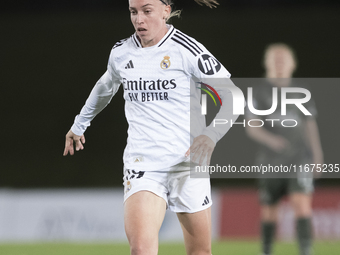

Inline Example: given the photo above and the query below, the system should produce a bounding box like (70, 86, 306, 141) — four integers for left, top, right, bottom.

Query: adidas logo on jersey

(202, 196, 210, 206)
(125, 60, 134, 69)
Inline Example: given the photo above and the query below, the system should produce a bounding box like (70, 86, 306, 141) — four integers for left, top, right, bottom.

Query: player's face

(265, 48, 296, 79)
(129, 0, 171, 47)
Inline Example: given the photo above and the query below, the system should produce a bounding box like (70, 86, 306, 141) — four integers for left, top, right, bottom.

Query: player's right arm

(63, 48, 122, 156)
(63, 70, 120, 156)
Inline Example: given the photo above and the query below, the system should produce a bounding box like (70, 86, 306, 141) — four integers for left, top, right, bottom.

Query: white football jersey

(71, 25, 235, 171)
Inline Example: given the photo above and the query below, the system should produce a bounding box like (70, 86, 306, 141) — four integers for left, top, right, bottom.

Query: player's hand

(63, 130, 85, 156)
(185, 135, 215, 166)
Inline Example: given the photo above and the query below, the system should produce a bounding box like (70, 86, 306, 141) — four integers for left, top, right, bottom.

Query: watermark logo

(197, 79, 313, 129)
(197, 81, 223, 115)
(197, 81, 222, 106)
(201, 84, 312, 116)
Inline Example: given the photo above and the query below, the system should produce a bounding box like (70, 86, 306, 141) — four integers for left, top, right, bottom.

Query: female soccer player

(63, 0, 235, 254)
(246, 43, 323, 255)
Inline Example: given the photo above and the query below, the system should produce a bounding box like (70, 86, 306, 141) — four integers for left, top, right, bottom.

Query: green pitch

(1, 241, 340, 255)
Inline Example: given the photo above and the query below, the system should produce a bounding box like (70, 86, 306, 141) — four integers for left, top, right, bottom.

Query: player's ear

(291, 57, 297, 72)
(163, 4, 171, 20)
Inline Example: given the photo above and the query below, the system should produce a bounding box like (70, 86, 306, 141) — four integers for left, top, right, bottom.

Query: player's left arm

(186, 44, 243, 165)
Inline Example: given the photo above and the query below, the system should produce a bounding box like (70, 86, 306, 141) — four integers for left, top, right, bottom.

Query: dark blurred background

(1, 0, 339, 188)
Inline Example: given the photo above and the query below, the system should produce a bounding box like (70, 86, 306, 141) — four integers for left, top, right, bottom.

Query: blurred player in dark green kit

(246, 43, 323, 255)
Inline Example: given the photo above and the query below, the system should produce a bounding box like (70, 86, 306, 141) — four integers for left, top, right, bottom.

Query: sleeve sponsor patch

(198, 54, 221, 75)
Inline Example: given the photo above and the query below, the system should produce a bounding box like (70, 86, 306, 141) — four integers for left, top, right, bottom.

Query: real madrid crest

(160, 56, 171, 69)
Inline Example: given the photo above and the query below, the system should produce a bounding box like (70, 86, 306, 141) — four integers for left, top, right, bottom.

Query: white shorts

(123, 162, 212, 213)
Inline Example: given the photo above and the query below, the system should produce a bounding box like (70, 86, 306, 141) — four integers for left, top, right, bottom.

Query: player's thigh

(168, 168, 212, 254)
(177, 207, 211, 255)
(124, 191, 166, 253)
